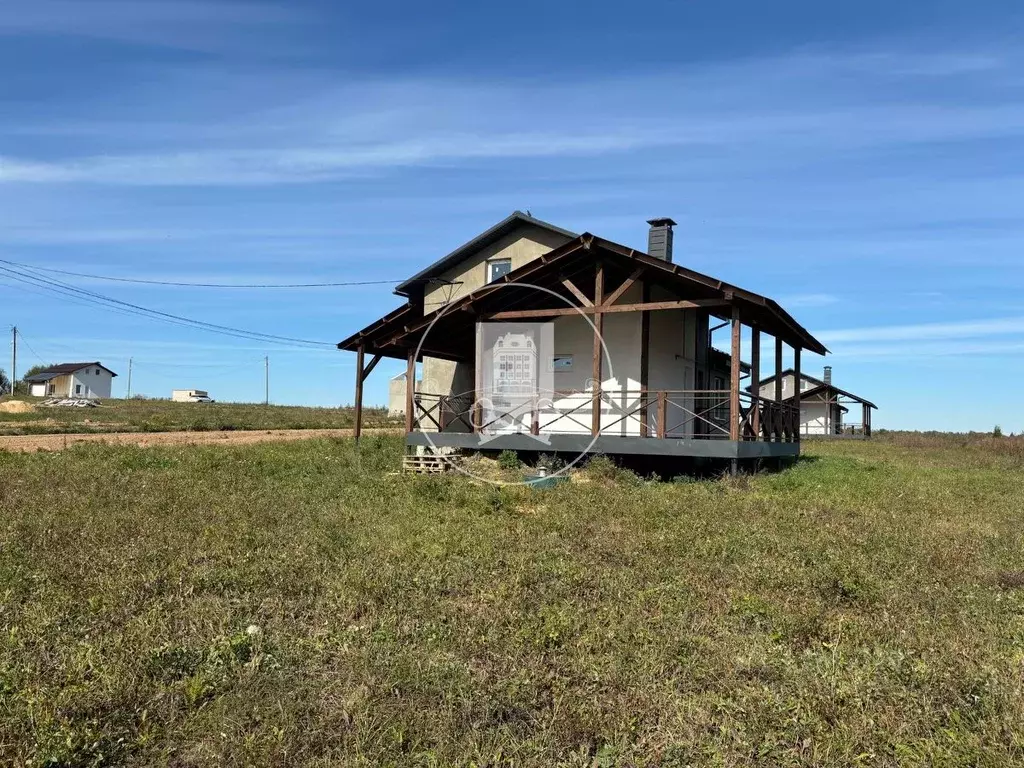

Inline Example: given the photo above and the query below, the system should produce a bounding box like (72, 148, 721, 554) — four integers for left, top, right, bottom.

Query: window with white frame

(487, 258, 512, 283)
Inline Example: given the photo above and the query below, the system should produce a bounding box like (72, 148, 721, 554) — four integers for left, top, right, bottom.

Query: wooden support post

(591, 261, 604, 438)
(863, 403, 871, 438)
(639, 281, 650, 438)
(656, 391, 667, 439)
(793, 346, 802, 443)
(729, 306, 741, 442)
(405, 349, 415, 434)
(774, 336, 784, 441)
(531, 394, 540, 436)
(750, 326, 760, 440)
(473, 325, 482, 433)
(354, 345, 365, 443)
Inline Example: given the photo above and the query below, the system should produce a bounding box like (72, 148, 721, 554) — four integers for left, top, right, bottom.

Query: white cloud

(7, 100, 1024, 187)
(779, 293, 840, 308)
(820, 316, 1024, 343)
(0, 131, 664, 185)
(0, 0, 302, 52)
(2, 43, 1023, 187)
(832, 339, 1024, 361)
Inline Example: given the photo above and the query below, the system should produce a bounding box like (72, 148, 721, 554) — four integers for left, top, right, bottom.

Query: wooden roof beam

(561, 276, 593, 307)
(484, 299, 727, 320)
(603, 267, 644, 307)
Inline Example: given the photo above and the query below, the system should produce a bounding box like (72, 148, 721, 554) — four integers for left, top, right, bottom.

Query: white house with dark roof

(24, 362, 117, 399)
(755, 366, 876, 436)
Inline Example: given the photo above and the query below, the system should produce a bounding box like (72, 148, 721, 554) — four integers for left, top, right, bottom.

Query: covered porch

(794, 384, 877, 438)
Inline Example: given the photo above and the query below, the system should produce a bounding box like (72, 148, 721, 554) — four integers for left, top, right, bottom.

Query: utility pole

(264, 355, 269, 405)
(10, 326, 16, 396)
(127, 357, 133, 398)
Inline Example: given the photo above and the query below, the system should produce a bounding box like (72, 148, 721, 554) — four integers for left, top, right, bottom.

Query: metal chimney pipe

(824, 365, 832, 385)
(646, 217, 677, 262)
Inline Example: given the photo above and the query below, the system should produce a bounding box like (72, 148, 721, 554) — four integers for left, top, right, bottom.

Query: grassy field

(0, 396, 393, 435)
(1, 435, 1023, 766)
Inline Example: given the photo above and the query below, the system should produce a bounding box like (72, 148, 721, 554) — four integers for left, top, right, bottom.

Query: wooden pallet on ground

(402, 454, 455, 474)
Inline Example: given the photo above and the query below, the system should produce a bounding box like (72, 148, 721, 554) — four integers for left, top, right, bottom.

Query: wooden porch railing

(412, 390, 799, 442)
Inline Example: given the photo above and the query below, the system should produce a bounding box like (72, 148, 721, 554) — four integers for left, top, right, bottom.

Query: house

(25, 362, 117, 398)
(756, 366, 876, 437)
(339, 211, 828, 470)
(387, 372, 420, 417)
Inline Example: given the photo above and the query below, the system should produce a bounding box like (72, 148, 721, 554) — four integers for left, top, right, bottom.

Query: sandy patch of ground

(0, 400, 35, 414)
(0, 427, 400, 453)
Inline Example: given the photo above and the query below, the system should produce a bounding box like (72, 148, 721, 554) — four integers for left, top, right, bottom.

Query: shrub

(497, 449, 521, 471)
(584, 454, 642, 486)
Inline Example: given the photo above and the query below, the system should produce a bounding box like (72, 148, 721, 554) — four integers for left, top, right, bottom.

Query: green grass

(0, 396, 393, 435)
(1, 435, 1023, 766)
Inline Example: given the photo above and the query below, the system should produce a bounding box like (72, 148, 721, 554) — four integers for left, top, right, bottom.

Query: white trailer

(171, 389, 212, 402)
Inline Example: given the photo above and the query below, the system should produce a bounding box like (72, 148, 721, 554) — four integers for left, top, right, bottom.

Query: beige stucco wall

(422, 224, 572, 314)
(49, 374, 73, 396)
(759, 373, 816, 401)
(388, 374, 406, 417)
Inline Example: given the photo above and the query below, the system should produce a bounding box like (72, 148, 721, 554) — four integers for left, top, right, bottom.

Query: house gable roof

(786, 383, 877, 409)
(25, 362, 117, 379)
(758, 368, 823, 387)
(393, 210, 577, 297)
(753, 368, 874, 408)
(339, 232, 829, 359)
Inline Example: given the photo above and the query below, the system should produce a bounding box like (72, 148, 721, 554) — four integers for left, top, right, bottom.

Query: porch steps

(402, 453, 456, 474)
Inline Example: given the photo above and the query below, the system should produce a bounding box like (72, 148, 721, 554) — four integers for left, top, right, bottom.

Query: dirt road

(0, 428, 400, 453)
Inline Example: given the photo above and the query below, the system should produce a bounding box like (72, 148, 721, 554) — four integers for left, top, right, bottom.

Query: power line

(0, 264, 336, 349)
(10, 328, 47, 366)
(1, 271, 252, 338)
(0, 258, 399, 288)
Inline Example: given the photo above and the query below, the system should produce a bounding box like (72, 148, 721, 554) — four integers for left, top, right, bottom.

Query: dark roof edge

(785, 383, 877, 409)
(340, 231, 830, 358)
(30, 361, 118, 377)
(759, 368, 824, 386)
(584, 234, 829, 355)
(393, 210, 577, 296)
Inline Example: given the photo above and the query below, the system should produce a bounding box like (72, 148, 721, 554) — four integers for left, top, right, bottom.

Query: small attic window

(487, 258, 512, 283)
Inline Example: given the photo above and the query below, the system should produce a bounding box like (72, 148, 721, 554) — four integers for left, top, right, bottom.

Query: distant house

(388, 372, 420, 418)
(756, 366, 876, 436)
(25, 362, 117, 399)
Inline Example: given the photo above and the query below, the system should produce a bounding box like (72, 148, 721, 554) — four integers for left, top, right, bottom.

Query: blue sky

(2, 0, 1023, 430)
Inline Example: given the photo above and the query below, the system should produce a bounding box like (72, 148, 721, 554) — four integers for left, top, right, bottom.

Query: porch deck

(408, 388, 802, 461)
